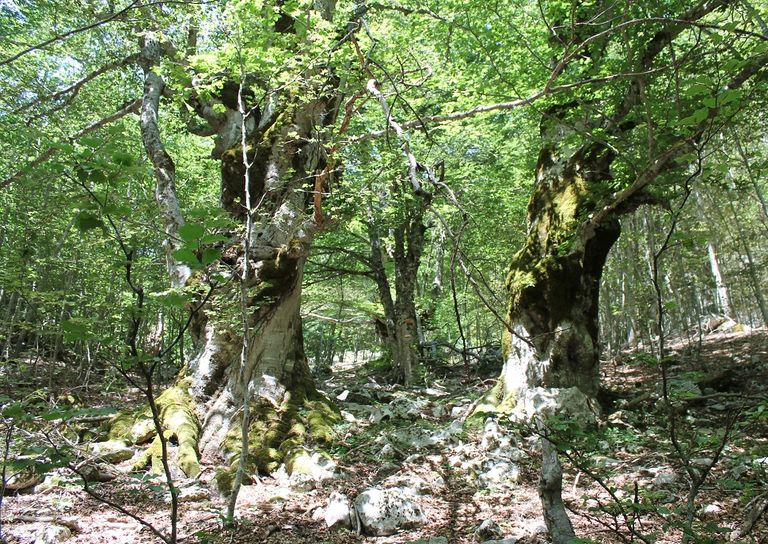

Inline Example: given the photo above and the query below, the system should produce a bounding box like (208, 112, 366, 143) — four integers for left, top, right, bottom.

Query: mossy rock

(88, 439, 133, 463)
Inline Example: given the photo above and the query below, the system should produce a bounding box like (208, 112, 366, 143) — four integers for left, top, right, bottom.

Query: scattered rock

(526, 517, 548, 535)
(78, 462, 120, 482)
(514, 387, 599, 425)
(425, 386, 449, 397)
(451, 405, 468, 419)
(592, 456, 621, 469)
(178, 484, 210, 503)
(384, 471, 445, 496)
(285, 450, 337, 486)
(480, 539, 518, 544)
(34, 524, 71, 544)
(324, 492, 359, 531)
(653, 471, 677, 486)
(698, 503, 721, 519)
(476, 459, 520, 488)
(88, 440, 134, 463)
(354, 487, 426, 536)
(475, 519, 504, 540)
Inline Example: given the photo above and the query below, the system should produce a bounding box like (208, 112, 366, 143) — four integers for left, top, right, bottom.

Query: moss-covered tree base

(215, 383, 339, 494)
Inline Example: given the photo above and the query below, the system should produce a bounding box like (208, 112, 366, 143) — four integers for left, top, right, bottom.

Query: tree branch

(0, 98, 141, 190)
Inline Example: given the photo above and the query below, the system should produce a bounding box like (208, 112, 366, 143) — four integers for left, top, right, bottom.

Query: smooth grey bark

(539, 430, 576, 544)
(139, 48, 191, 289)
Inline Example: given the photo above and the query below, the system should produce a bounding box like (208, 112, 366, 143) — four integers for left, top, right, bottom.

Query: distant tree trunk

(695, 189, 733, 318)
(366, 190, 427, 385)
(724, 191, 768, 326)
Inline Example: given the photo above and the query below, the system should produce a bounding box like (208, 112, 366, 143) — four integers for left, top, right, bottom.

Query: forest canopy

(1, 1, 768, 543)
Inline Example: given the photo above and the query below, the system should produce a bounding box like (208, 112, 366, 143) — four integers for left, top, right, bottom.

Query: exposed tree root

(108, 383, 200, 478)
(216, 385, 340, 494)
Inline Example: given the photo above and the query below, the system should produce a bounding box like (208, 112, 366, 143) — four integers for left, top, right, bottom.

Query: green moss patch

(221, 384, 340, 484)
(116, 384, 200, 478)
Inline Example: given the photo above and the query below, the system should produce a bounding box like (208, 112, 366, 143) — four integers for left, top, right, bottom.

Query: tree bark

(366, 189, 427, 385)
(185, 87, 340, 470)
(500, 133, 620, 402)
(134, 5, 344, 479)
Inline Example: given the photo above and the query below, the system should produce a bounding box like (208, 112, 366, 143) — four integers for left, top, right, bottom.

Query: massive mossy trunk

(184, 94, 340, 472)
(498, 118, 620, 405)
(132, 2, 347, 481)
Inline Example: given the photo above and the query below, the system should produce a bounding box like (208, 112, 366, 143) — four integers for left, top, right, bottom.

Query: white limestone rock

(354, 487, 426, 536)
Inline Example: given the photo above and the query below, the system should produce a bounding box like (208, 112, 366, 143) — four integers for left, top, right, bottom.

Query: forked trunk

(137, 34, 341, 480)
(186, 94, 340, 473)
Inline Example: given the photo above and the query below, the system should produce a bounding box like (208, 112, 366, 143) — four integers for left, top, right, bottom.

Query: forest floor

(2, 328, 768, 544)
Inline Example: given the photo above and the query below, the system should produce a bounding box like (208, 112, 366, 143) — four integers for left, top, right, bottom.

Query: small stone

(88, 440, 134, 463)
(698, 503, 721, 519)
(475, 519, 504, 540)
(481, 539, 518, 544)
(354, 487, 426, 536)
(527, 517, 548, 535)
(654, 472, 677, 486)
(451, 406, 467, 418)
(477, 460, 520, 488)
(592, 456, 621, 469)
(34, 525, 71, 544)
(268, 487, 292, 502)
(324, 492, 359, 531)
(425, 387, 448, 397)
(729, 463, 750, 479)
(336, 390, 350, 401)
(178, 485, 209, 503)
(691, 458, 713, 468)
(431, 404, 448, 418)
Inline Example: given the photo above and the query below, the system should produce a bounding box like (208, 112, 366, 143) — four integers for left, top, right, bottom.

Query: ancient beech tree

(494, 0, 768, 411)
(131, 1, 352, 482)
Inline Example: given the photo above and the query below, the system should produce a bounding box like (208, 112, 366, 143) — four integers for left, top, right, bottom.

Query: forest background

(1, 0, 768, 543)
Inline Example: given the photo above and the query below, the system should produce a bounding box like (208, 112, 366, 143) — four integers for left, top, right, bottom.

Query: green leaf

(201, 248, 221, 265)
(172, 248, 200, 267)
(179, 223, 204, 242)
(113, 151, 134, 166)
(1, 402, 27, 419)
(155, 290, 191, 308)
(61, 320, 89, 340)
(74, 211, 104, 232)
(200, 234, 230, 244)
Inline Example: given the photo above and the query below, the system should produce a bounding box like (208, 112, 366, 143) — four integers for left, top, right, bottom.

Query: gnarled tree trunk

(134, 3, 343, 484)
(499, 130, 619, 404)
(186, 91, 341, 476)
